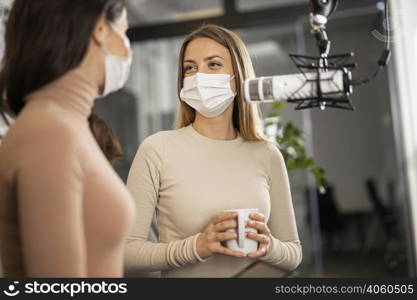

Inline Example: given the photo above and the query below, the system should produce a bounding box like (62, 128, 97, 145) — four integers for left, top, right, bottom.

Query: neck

(78, 43, 105, 94)
(25, 67, 99, 120)
(192, 105, 237, 140)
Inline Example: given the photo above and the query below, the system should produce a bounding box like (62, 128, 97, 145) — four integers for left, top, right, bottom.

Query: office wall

(391, 0, 417, 274)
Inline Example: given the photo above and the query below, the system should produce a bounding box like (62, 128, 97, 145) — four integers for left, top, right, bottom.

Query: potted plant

(264, 102, 328, 193)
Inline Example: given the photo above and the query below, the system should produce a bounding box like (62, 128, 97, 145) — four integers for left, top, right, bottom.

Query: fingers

(205, 212, 270, 259)
(249, 212, 266, 222)
(213, 245, 244, 258)
(215, 231, 238, 242)
(212, 212, 237, 225)
(246, 220, 270, 235)
(247, 245, 268, 258)
(213, 219, 237, 232)
(246, 232, 270, 244)
(246, 229, 271, 258)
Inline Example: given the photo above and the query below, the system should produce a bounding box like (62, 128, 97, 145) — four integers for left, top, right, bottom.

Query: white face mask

(180, 72, 236, 118)
(100, 25, 133, 97)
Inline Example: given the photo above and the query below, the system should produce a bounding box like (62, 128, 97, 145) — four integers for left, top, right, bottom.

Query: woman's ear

(91, 14, 110, 47)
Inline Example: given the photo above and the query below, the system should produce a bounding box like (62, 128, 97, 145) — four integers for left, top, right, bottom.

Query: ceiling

(127, 0, 308, 26)
(0, 0, 309, 26)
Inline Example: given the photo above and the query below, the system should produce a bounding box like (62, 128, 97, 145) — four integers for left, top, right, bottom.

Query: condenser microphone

(243, 68, 353, 105)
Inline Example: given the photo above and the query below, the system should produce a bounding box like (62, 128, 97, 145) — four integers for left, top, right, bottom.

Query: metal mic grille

(263, 77, 274, 100)
(248, 78, 274, 102)
(249, 80, 260, 101)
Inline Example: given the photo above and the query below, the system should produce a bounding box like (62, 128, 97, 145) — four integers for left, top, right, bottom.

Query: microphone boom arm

(243, 0, 391, 111)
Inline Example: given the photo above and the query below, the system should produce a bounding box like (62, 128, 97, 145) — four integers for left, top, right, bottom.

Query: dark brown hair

(0, 0, 126, 160)
(88, 113, 123, 163)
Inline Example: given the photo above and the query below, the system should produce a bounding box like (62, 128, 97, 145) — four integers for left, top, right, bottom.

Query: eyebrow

(183, 55, 225, 64)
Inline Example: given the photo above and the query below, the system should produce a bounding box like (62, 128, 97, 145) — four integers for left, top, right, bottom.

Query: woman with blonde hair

(125, 24, 302, 277)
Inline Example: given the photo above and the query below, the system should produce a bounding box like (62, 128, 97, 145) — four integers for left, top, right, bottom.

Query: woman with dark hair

(0, 0, 134, 277)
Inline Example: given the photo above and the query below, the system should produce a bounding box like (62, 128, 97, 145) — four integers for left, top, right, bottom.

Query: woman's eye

(209, 62, 222, 68)
(184, 65, 195, 72)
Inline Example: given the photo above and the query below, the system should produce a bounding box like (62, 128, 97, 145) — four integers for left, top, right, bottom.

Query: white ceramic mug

(223, 208, 259, 256)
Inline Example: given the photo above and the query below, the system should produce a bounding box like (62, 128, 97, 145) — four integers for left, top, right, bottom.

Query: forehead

(184, 37, 230, 60)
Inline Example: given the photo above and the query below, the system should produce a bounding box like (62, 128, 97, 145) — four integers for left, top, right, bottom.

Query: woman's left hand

(246, 212, 271, 259)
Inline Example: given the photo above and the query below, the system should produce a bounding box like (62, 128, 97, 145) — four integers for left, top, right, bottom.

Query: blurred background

(1, 0, 417, 278)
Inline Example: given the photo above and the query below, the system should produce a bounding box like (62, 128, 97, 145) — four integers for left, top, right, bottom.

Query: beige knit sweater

(125, 124, 302, 277)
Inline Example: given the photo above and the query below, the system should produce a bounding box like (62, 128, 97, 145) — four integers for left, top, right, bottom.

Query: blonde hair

(174, 24, 268, 142)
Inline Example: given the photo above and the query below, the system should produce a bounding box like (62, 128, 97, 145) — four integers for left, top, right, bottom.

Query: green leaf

(272, 102, 287, 110)
(262, 113, 329, 190)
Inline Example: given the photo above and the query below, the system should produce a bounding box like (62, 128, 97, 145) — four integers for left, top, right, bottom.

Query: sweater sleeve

(17, 124, 87, 277)
(258, 144, 303, 272)
(124, 133, 206, 272)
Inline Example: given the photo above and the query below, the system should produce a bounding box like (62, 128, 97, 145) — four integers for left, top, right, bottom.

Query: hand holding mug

(223, 208, 262, 257)
(246, 212, 272, 258)
(196, 212, 245, 259)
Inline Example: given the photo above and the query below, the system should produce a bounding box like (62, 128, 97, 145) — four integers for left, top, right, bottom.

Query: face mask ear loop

(110, 23, 132, 56)
(100, 23, 131, 57)
(229, 74, 237, 96)
(101, 45, 111, 56)
(99, 28, 112, 56)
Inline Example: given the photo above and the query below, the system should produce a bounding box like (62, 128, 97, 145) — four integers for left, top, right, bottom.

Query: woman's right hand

(196, 212, 244, 259)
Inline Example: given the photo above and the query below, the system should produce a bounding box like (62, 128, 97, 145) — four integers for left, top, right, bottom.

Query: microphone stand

(287, 0, 356, 110)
